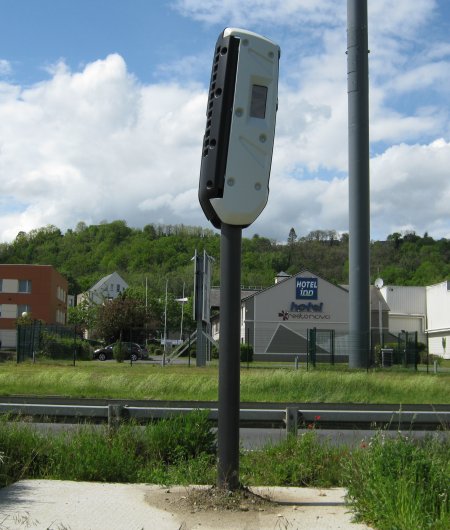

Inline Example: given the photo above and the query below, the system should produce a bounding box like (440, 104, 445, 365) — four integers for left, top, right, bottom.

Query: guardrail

(1, 402, 449, 434)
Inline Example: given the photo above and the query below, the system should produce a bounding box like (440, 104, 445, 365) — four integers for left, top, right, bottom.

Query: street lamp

(175, 282, 188, 342)
(374, 278, 384, 348)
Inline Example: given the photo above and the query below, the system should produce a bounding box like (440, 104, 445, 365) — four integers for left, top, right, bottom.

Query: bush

(38, 332, 92, 360)
(113, 341, 126, 363)
(0, 350, 16, 362)
(210, 345, 219, 359)
(240, 343, 253, 363)
(428, 353, 443, 366)
(374, 341, 423, 367)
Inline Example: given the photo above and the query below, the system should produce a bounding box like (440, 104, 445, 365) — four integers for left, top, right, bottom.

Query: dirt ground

(145, 484, 370, 530)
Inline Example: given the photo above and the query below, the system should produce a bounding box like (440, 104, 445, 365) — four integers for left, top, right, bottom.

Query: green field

(0, 361, 449, 403)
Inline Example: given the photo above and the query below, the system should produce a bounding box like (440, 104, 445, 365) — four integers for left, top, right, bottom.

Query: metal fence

(16, 322, 83, 363)
(252, 327, 420, 369)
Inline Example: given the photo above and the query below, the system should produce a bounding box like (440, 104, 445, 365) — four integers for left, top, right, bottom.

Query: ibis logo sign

(296, 277, 318, 300)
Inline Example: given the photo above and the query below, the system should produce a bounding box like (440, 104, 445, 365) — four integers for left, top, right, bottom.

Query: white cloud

(0, 54, 207, 242)
(371, 139, 450, 238)
(0, 59, 12, 76)
(386, 61, 450, 93)
(171, 0, 344, 28)
(1, 0, 449, 244)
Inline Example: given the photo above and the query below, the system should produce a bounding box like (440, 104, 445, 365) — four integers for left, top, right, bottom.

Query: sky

(0, 0, 450, 244)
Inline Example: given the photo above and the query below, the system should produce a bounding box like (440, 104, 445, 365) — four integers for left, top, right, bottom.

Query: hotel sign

(296, 277, 318, 300)
(278, 276, 330, 320)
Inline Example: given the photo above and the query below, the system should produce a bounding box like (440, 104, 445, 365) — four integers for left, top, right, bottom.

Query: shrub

(240, 343, 253, 363)
(113, 341, 126, 363)
(0, 350, 16, 362)
(38, 332, 92, 360)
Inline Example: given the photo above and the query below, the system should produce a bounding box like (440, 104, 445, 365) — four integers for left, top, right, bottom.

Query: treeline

(1, 221, 450, 296)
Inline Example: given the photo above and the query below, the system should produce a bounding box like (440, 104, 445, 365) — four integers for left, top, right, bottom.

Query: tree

(287, 227, 297, 245)
(67, 299, 99, 336)
(95, 295, 147, 343)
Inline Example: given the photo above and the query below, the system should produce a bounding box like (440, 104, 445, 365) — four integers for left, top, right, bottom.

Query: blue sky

(1, 0, 450, 243)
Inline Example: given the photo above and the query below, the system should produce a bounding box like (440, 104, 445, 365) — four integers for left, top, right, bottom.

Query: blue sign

(296, 277, 318, 300)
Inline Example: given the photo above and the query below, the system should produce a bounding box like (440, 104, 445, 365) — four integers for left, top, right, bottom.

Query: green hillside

(1, 221, 450, 297)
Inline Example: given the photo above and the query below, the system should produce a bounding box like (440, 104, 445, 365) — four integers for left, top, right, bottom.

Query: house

(0, 264, 68, 348)
(76, 272, 128, 306)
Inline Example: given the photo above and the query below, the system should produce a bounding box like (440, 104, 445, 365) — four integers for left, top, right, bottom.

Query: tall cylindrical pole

(217, 223, 242, 490)
(347, 0, 370, 368)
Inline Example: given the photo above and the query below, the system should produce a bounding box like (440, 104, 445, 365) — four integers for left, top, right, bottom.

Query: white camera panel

(199, 28, 280, 228)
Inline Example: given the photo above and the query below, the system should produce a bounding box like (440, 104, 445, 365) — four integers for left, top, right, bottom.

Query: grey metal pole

(347, 0, 370, 368)
(217, 223, 242, 490)
(378, 299, 382, 347)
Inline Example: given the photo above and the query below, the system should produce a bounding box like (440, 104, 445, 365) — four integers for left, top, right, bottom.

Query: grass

(0, 411, 217, 487)
(1, 358, 448, 529)
(0, 361, 449, 403)
(344, 432, 450, 529)
(0, 414, 448, 529)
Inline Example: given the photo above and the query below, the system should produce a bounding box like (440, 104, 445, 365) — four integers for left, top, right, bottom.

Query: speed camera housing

(198, 28, 280, 228)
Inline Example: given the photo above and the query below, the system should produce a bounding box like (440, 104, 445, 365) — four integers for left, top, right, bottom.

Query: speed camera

(198, 28, 280, 228)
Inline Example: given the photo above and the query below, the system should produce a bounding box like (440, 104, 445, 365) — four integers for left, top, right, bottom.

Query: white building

(76, 272, 128, 306)
(380, 285, 427, 343)
(212, 270, 390, 362)
(211, 273, 450, 360)
(426, 280, 450, 359)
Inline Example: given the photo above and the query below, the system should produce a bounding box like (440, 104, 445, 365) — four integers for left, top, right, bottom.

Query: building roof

(337, 284, 390, 311)
(241, 268, 349, 303)
(210, 287, 261, 309)
(88, 272, 128, 292)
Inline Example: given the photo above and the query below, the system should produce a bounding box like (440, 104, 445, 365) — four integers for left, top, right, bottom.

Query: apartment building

(0, 264, 68, 348)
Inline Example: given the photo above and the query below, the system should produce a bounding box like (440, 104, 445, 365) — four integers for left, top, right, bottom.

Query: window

(0, 305, 2, 317)
(17, 304, 31, 317)
(117, 284, 120, 293)
(0, 279, 3, 292)
(18, 279, 32, 293)
(57, 286, 66, 302)
(56, 309, 66, 324)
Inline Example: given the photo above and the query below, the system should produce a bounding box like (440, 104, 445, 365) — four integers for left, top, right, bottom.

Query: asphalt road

(13, 421, 449, 450)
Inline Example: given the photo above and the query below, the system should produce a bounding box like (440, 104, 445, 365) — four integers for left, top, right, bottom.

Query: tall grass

(0, 362, 449, 403)
(344, 432, 450, 530)
(0, 412, 216, 488)
(241, 431, 347, 488)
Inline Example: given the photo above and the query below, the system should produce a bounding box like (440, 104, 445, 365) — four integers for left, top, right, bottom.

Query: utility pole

(347, 0, 371, 368)
(217, 224, 242, 489)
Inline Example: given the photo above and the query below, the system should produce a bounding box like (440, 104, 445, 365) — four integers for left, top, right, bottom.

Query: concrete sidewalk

(0, 480, 372, 530)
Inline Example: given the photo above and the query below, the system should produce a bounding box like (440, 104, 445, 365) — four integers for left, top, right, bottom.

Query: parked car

(93, 342, 150, 361)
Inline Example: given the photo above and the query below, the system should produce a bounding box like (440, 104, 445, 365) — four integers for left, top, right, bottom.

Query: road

(8, 420, 450, 450)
